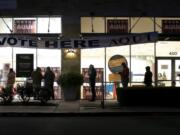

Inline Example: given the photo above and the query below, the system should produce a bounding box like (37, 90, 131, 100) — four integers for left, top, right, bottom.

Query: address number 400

(169, 52, 178, 55)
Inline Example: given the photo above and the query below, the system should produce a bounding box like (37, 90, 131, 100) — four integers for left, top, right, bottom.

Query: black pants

(45, 84, 54, 100)
(122, 79, 129, 88)
(33, 85, 41, 99)
(90, 81, 96, 100)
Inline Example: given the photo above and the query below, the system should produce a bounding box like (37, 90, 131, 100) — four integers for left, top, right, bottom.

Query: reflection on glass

(157, 81, 172, 87)
(131, 43, 154, 82)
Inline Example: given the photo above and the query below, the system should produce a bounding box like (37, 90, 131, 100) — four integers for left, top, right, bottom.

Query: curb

(1, 111, 180, 117)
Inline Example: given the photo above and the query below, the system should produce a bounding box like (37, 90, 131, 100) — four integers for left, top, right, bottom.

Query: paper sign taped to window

(161, 65, 168, 69)
(109, 73, 121, 82)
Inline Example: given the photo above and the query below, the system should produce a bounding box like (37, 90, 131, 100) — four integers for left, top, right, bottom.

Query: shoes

(89, 99, 95, 102)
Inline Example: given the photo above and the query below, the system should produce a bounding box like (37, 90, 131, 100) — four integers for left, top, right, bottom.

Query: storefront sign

(16, 54, 33, 77)
(13, 20, 36, 33)
(162, 20, 180, 33)
(108, 55, 127, 73)
(107, 19, 128, 33)
(0, 32, 158, 49)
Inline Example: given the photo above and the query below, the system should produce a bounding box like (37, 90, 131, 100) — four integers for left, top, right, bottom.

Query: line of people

(31, 67, 55, 100)
(5, 67, 55, 100)
(118, 63, 153, 87)
(88, 63, 153, 101)
(5, 63, 153, 102)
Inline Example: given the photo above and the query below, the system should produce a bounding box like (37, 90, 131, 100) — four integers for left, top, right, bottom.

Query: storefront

(80, 17, 180, 100)
(0, 17, 62, 99)
(0, 16, 180, 100)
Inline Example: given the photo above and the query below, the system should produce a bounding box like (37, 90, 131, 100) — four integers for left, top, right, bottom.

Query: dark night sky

(0, 0, 180, 16)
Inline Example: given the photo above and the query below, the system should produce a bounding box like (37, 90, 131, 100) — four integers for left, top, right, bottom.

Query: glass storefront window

(37, 17, 61, 33)
(106, 46, 130, 99)
(81, 48, 105, 99)
(81, 17, 105, 33)
(0, 18, 12, 33)
(106, 46, 130, 83)
(131, 43, 155, 83)
(131, 17, 154, 33)
(0, 47, 12, 87)
(81, 48, 105, 68)
(81, 17, 156, 33)
(37, 49, 61, 68)
(37, 49, 61, 99)
(0, 17, 62, 34)
(156, 41, 180, 57)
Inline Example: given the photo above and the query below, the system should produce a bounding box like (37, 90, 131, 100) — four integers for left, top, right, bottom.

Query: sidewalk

(0, 100, 180, 116)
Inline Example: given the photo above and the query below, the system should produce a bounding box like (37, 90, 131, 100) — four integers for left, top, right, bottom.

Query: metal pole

(101, 47, 106, 109)
(36, 48, 38, 69)
(1, 18, 13, 33)
(12, 47, 13, 69)
(129, 17, 132, 86)
(154, 17, 157, 86)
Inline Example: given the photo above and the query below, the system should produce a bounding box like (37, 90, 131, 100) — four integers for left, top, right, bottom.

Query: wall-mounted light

(64, 49, 77, 58)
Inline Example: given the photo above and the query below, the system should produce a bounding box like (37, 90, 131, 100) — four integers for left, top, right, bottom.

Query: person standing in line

(88, 64, 97, 101)
(44, 67, 55, 100)
(31, 67, 43, 99)
(120, 62, 129, 88)
(7, 68, 16, 89)
(144, 66, 153, 87)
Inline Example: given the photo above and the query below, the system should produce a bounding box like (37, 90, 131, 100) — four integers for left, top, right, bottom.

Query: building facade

(0, 0, 180, 100)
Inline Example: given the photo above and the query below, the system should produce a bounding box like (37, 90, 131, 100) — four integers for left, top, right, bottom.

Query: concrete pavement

(0, 99, 180, 116)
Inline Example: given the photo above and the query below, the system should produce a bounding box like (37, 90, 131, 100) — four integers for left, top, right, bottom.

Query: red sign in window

(107, 19, 128, 34)
(162, 20, 180, 34)
(13, 20, 36, 33)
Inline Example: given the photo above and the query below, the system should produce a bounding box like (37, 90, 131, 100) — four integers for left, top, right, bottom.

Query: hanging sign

(107, 19, 128, 33)
(0, 32, 158, 49)
(162, 20, 180, 34)
(13, 20, 36, 33)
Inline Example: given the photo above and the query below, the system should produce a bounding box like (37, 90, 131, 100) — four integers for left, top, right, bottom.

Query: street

(0, 115, 179, 135)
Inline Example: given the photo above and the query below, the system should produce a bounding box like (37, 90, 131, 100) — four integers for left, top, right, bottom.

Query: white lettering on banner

(0, 32, 158, 49)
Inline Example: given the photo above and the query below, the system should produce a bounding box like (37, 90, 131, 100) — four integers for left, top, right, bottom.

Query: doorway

(155, 57, 180, 86)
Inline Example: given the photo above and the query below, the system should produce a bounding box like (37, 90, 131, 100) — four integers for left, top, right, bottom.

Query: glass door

(175, 60, 180, 86)
(157, 59, 172, 86)
(156, 57, 180, 86)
